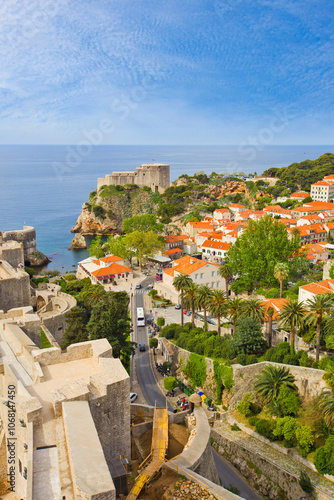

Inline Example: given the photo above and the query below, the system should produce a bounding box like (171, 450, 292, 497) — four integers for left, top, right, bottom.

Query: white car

(130, 392, 138, 403)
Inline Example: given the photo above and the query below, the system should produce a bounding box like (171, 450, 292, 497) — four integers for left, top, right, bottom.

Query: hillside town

(2, 164, 334, 500)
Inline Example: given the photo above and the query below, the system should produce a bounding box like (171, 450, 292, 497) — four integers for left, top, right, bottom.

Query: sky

(0, 0, 333, 145)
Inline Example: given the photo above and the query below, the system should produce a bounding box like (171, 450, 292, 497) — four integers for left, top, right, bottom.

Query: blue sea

(0, 145, 333, 272)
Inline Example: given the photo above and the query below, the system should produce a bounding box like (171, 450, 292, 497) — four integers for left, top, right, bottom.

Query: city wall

(2, 226, 37, 260)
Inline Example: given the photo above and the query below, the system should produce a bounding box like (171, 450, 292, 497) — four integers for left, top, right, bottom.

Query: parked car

(139, 344, 146, 351)
(130, 392, 138, 403)
(175, 304, 181, 309)
(186, 311, 192, 316)
(136, 283, 141, 289)
(183, 309, 188, 314)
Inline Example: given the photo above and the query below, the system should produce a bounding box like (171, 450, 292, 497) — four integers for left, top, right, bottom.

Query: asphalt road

(133, 278, 262, 499)
(134, 278, 173, 410)
(212, 448, 263, 500)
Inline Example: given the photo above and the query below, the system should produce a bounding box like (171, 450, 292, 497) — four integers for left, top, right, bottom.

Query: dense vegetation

(263, 153, 334, 191)
(58, 276, 134, 370)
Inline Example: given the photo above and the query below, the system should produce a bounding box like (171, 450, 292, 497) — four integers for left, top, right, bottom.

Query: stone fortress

(0, 227, 131, 499)
(97, 163, 170, 194)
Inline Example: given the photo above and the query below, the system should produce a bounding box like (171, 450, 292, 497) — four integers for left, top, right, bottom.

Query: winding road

(131, 277, 263, 500)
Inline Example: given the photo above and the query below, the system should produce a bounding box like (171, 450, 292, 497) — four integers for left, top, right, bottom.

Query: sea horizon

(1, 144, 333, 272)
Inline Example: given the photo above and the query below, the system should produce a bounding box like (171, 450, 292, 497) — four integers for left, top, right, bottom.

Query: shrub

(236, 353, 258, 365)
(214, 360, 234, 402)
(274, 384, 301, 417)
(64, 274, 77, 281)
(164, 376, 177, 392)
(314, 435, 334, 475)
(295, 425, 314, 456)
(282, 353, 300, 366)
(255, 419, 275, 441)
(248, 415, 259, 427)
(237, 393, 253, 417)
(233, 317, 267, 354)
(149, 338, 158, 349)
(273, 416, 299, 445)
(299, 471, 313, 493)
(298, 351, 313, 367)
(184, 353, 207, 387)
(156, 317, 165, 327)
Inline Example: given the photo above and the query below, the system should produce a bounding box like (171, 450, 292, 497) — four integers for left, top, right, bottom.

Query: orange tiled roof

(214, 208, 229, 213)
(324, 174, 334, 180)
(188, 222, 214, 229)
(164, 255, 219, 278)
(164, 247, 183, 255)
(291, 192, 310, 198)
(92, 263, 132, 277)
(165, 234, 187, 243)
(261, 298, 288, 321)
(312, 181, 332, 186)
(229, 203, 245, 208)
(93, 255, 123, 265)
(300, 279, 334, 296)
(201, 240, 231, 250)
(264, 205, 292, 214)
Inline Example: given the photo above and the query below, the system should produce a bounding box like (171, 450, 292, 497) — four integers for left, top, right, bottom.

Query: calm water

(0, 145, 333, 272)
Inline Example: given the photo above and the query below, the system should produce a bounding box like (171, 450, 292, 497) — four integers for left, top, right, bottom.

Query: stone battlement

(97, 162, 170, 194)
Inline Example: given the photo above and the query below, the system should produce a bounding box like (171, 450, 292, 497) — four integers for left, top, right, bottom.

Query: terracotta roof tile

(92, 263, 132, 277)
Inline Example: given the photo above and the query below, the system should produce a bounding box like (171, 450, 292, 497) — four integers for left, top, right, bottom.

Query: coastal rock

(69, 233, 87, 249)
(71, 203, 119, 235)
(26, 250, 50, 267)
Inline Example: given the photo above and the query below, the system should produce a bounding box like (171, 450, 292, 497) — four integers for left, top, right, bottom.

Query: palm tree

(208, 290, 227, 336)
(305, 294, 333, 362)
(195, 285, 213, 331)
(254, 364, 298, 403)
(181, 282, 198, 328)
(279, 299, 305, 354)
(173, 273, 192, 327)
(219, 262, 233, 295)
(82, 285, 106, 308)
(319, 390, 334, 428)
(267, 307, 275, 348)
(225, 297, 244, 334)
(274, 262, 289, 298)
(242, 298, 265, 323)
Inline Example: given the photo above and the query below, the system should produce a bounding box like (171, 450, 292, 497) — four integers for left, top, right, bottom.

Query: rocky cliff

(71, 186, 158, 235)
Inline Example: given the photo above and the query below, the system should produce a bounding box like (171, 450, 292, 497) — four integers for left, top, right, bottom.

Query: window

(195, 274, 198, 280)
(217, 271, 219, 276)
(211, 271, 214, 277)
(211, 282, 214, 288)
(216, 281, 219, 287)
(200, 273, 204, 279)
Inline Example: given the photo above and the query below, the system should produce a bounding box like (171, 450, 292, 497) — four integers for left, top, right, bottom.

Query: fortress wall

(0, 272, 31, 313)
(0, 242, 24, 268)
(2, 226, 37, 259)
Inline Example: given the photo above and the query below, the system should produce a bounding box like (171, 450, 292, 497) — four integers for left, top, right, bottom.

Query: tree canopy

(227, 216, 304, 292)
(122, 214, 164, 234)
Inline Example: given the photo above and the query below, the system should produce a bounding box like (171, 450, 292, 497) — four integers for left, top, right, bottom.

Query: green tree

(274, 262, 289, 298)
(305, 294, 333, 361)
(279, 299, 305, 354)
(254, 365, 298, 404)
(295, 425, 314, 455)
(242, 298, 265, 322)
(319, 390, 334, 428)
(123, 214, 164, 234)
(172, 274, 193, 327)
(88, 235, 105, 258)
(181, 282, 198, 328)
(225, 297, 244, 333)
(123, 230, 164, 268)
(299, 471, 313, 494)
(62, 306, 90, 349)
(81, 285, 106, 308)
(267, 307, 275, 348)
(105, 235, 135, 264)
(314, 435, 334, 474)
(208, 290, 227, 336)
(227, 216, 303, 292)
(273, 416, 299, 444)
(87, 293, 133, 359)
(268, 384, 300, 417)
(156, 317, 165, 327)
(164, 376, 177, 392)
(219, 262, 233, 294)
(195, 285, 213, 331)
(233, 317, 267, 354)
(149, 337, 158, 349)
